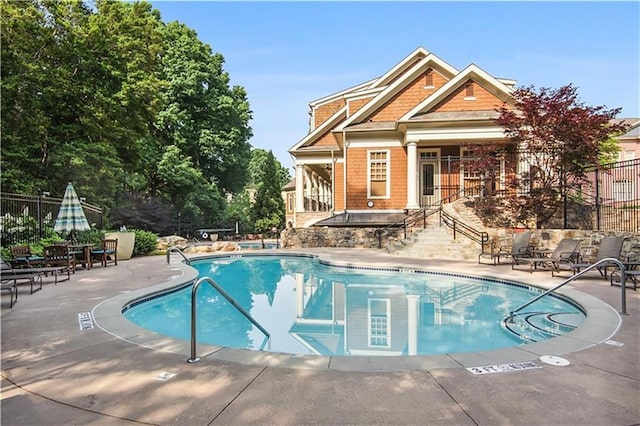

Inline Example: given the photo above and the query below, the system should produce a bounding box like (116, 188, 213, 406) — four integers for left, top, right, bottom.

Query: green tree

(251, 150, 285, 234)
(154, 21, 253, 195)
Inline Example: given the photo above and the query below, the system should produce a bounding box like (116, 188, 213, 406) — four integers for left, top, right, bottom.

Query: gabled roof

(366, 46, 432, 89)
(399, 63, 514, 123)
(289, 105, 347, 152)
(335, 53, 459, 131)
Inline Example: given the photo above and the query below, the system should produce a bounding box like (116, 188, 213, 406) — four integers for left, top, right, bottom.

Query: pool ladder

(505, 257, 630, 326)
(187, 277, 270, 363)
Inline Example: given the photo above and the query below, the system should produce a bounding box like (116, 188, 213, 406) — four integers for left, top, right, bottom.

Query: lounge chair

(1, 259, 44, 297)
(1, 255, 70, 286)
(90, 239, 118, 267)
(1, 279, 19, 308)
(479, 231, 532, 265)
(512, 238, 582, 273)
(552, 236, 627, 278)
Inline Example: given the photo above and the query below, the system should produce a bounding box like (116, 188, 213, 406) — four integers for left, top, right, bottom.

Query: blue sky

(150, 1, 639, 170)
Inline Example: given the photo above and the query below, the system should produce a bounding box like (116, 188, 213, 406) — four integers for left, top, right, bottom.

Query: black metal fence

(585, 158, 640, 232)
(0, 192, 103, 247)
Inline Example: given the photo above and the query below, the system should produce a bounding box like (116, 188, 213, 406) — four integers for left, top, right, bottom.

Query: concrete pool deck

(1, 248, 638, 425)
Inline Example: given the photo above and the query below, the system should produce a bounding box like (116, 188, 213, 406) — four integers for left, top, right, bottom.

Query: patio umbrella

(54, 182, 90, 239)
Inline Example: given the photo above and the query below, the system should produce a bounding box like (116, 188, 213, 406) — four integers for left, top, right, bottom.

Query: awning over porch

(313, 212, 406, 227)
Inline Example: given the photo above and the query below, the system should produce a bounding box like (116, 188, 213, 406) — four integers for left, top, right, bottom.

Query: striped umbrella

(54, 183, 91, 235)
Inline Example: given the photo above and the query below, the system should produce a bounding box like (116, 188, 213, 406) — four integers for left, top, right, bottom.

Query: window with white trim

(368, 150, 389, 198)
(613, 179, 633, 202)
(368, 299, 390, 347)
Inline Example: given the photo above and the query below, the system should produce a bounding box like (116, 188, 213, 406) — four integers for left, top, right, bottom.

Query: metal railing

(187, 276, 270, 363)
(439, 209, 491, 254)
(375, 184, 488, 250)
(505, 258, 629, 324)
(166, 246, 191, 265)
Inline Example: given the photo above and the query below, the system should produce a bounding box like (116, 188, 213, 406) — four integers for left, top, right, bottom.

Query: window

(613, 180, 633, 202)
(368, 299, 390, 347)
(368, 151, 389, 198)
(287, 192, 294, 213)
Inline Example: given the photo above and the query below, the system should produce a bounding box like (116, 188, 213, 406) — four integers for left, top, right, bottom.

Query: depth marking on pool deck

(466, 361, 542, 375)
(78, 312, 94, 330)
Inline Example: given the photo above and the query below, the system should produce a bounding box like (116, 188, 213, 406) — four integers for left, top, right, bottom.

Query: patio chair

(552, 236, 627, 278)
(90, 239, 118, 268)
(478, 231, 532, 265)
(43, 245, 76, 276)
(512, 238, 582, 273)
(10, 245, 45, 268)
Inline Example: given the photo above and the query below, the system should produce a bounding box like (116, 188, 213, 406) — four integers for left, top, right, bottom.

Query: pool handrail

(505, 257, 629, 324)
(187, 276, 270, 363)
(166, 246, 190, 265)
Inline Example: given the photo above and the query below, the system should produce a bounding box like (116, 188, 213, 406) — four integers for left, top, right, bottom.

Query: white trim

(289, 106, 347, 152)
(336, 53, 459, 132)
(406, 126, 507, 142)
(399, 64, 514, 122)
(367, 46, 431, 89)
(347, 139, 402, 148)
(309, 79, 377, 107)
(367, 149, 390, 199)
(296, 157, 344, 165)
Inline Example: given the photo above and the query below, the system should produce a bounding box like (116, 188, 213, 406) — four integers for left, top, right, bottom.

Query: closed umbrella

(54, 183, 90, 240)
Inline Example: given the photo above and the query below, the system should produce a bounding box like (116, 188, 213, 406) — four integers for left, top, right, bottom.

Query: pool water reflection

(123, 255, 585, 357)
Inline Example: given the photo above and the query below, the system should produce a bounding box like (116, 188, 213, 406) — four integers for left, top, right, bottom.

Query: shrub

(132, 229, 158, 256)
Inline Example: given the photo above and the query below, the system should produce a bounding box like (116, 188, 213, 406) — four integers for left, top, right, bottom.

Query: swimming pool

(123, 254, 586, 357)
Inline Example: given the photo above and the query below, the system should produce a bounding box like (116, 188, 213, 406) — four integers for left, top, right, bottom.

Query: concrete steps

(385, 200, 489, 261)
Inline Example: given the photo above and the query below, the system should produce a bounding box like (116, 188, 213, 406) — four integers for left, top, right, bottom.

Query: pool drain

(539, 355, 570, 366)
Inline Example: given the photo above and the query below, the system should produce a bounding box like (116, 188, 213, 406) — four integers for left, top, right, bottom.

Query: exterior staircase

(385, 200, 491, 261)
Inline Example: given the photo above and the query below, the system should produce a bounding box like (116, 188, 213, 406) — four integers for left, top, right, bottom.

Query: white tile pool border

(91, 251, 622, 372)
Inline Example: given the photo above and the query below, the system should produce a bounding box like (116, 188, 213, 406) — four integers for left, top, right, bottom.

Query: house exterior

(287, 47, 518, 228)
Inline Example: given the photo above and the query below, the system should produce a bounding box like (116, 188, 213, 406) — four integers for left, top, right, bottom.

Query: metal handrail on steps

(505, 258, 629, 324)
(375, 185, 485, 249)
(166, 246, 191, 265)
(439, 208, 491, 254)
(187, 276, 270, 363)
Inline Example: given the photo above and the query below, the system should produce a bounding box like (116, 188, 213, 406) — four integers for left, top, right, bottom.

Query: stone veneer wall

(281, 226, 640, 261)
(281, 227, 402, 249)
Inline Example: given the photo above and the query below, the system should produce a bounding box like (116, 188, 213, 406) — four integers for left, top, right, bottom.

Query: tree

(250, 150, 285, 235)
(469, 84, 628, 228)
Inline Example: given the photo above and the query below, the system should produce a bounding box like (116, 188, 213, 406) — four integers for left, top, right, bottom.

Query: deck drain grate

(467, 361, 542, 375)
(605, 340, 624, 347)
(539, 355, 570, 366)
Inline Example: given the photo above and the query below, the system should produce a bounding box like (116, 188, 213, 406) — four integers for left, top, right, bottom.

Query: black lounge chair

(479, 231, 532, 265)
(1, 260, 44, 301)
(512, 238, 582, 273)
(1, 258, 70, 285)
(552, 236, 627, 278)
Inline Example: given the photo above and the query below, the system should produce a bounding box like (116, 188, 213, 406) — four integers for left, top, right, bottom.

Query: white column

(312, 173, 320, 211)
(406, 142, 419, 209)
(295, 165, 305, 213)
(407, 294, 420, 356)
(295, 273, 305, 317)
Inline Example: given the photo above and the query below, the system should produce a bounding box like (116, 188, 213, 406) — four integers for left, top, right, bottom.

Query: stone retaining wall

(281, 227, 640, 261)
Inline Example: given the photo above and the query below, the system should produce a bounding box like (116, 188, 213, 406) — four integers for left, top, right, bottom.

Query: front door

(420, 152, 440, 206)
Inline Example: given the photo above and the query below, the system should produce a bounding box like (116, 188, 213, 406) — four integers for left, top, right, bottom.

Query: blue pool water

(123, 255, 586, 357)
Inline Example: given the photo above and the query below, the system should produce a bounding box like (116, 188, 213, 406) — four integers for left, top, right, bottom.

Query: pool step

(503, 311, 582, 342)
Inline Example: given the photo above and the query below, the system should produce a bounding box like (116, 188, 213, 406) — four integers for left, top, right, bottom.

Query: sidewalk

(2, 250, 638, 425)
